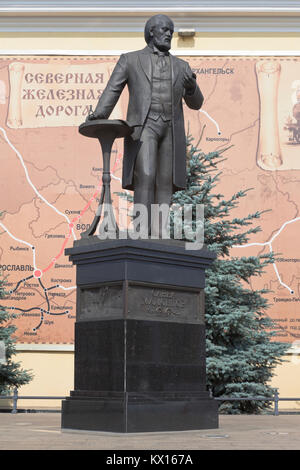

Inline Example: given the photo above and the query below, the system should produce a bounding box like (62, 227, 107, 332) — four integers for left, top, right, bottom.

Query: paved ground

(0, 412, 300, 450)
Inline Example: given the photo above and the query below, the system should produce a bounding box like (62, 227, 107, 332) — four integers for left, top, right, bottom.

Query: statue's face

(150, 18, 174, 52)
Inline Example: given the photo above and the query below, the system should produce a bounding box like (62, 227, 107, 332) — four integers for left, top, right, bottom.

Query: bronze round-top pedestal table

(78, 119, 133, 238)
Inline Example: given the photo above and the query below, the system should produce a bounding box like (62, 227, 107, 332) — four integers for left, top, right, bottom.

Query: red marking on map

(41, 158, 120, 274)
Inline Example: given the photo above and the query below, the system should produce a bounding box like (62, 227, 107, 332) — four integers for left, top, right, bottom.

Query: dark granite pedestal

(61, 238, 219, 432)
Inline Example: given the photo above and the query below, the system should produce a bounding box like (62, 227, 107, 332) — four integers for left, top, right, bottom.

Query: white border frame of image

(0, 47, 298, 352)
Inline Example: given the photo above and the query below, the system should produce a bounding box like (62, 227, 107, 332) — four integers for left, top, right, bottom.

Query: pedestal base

(62, 391, 218, 433)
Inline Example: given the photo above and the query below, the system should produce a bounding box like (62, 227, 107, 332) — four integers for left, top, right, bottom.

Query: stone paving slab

(1, 413, 300, 450)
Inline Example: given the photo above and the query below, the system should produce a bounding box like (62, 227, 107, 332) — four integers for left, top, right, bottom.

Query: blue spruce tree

(171, 134, 289, 414)
(0, 273, 33, 395)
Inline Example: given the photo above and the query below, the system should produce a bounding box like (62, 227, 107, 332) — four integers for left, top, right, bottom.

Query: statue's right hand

(86, 108, 105, 121)
(86, 112, 96, 121)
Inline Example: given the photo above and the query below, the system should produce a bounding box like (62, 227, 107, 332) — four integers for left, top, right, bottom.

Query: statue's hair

(144, 14, 174, 44)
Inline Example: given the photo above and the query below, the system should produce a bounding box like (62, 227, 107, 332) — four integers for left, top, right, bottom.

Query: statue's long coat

(94, 46, 204, 191)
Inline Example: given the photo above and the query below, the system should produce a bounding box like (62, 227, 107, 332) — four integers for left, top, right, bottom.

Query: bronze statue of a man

(89, 14, 203, 235)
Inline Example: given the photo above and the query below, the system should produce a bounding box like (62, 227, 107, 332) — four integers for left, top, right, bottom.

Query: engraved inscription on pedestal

(127, 284, 204, 324)
(77, 282, 205, 324)
(78, 284, 123, 321)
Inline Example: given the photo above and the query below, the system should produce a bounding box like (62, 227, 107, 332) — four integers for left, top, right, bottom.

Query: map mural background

(0, 54, 300, 344)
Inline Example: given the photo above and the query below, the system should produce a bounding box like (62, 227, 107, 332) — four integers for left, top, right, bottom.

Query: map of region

(0, 55, 300, 344)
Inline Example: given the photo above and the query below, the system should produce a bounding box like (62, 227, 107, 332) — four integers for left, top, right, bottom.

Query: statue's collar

(144, 45, 170, 56)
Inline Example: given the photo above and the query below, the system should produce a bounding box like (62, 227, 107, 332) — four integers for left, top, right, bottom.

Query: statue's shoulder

(122, 48, 145, 59)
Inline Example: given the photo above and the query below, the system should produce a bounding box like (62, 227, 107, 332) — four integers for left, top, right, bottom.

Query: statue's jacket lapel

(138, 47, 152, 83)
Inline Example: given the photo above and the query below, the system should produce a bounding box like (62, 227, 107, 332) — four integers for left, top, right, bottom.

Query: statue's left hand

(182, 71, 197, 95)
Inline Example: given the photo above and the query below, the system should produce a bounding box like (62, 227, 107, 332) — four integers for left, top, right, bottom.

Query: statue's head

(144, 14, 174, 52)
